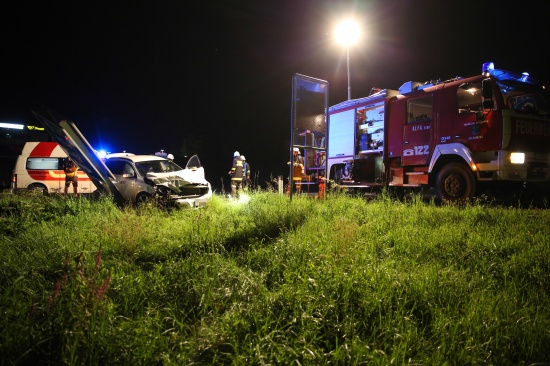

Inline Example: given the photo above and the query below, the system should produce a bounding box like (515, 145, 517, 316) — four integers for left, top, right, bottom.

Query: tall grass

(0, 189, 549, 365)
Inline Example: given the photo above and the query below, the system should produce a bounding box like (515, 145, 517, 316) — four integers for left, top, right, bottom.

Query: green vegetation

(1, 190, 549, 365)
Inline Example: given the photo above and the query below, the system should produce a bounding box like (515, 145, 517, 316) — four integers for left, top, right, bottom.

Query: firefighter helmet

(167, 154, 174, 161)
(234, 151, 240, 157)
(293, 147, 300, 153)
(241, 155, 246, 161)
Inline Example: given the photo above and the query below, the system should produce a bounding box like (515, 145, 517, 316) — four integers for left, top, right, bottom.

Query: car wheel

(436, 162, 476, 202)
(135, 192, 153, 206)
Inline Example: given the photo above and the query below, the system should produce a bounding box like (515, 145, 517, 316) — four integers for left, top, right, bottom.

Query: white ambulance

(11, 142, 97, 195)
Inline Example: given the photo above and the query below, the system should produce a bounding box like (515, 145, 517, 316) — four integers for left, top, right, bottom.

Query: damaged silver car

(32, 109, 212, 208)
(104, 153, 212, 207)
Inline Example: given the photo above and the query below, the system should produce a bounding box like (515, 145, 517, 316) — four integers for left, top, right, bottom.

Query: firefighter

(291, 147, 304, 193)
(228, 151, 244, 199)
(241, 155, 251, 191)
(63, 156, 79, 197)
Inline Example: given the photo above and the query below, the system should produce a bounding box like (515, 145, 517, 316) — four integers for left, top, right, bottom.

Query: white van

(11, 142, 97, 195)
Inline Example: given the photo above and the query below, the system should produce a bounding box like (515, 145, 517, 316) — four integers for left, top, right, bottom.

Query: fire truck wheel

(436, 162, 476, 202)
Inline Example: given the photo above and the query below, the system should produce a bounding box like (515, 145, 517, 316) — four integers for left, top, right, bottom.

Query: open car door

(32, 108, 126, 206)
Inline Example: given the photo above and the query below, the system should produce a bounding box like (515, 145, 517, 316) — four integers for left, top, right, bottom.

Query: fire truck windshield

(494, 72, 550, 116)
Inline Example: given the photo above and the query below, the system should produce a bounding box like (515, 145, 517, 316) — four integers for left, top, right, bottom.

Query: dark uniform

(229, 151, 244, 199)
(242, 155, 250, 191)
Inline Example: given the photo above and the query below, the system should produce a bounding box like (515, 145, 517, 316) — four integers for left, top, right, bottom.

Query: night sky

(2, 1, 548, 192)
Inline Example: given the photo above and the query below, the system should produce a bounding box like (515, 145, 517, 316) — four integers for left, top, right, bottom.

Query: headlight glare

(510, 152, 525, 164)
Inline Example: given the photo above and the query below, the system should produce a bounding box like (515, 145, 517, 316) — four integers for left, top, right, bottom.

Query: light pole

(335, 19, 360, 101)
(345, 46, 351, 100)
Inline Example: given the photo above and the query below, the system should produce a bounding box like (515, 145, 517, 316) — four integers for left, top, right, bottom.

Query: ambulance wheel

(436, 162, 476, 202)
(27, 184, 48, 195)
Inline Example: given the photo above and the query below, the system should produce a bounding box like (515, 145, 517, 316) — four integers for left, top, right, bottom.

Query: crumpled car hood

(147, 169, 209, 187)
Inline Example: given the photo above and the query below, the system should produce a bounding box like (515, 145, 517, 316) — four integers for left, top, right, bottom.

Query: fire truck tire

(436, 162, 476, 202)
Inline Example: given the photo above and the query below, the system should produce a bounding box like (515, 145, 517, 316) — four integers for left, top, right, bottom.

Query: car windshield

(135, 160, 183, 176)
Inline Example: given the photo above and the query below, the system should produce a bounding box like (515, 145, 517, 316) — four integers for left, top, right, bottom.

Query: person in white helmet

(292, 147, 304, 193)
(228, 151, 244, 199)
(167, 154, 174, 162)
(241, 155, 251, 191)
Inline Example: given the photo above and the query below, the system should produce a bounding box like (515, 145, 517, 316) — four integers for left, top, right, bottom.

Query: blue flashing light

(520, 72, 529, 82)
(96, 150, 108, 159)
(482, 62, 494, 74)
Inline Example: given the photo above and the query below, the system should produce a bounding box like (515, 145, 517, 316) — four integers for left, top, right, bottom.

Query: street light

(335, 19, 360, 100)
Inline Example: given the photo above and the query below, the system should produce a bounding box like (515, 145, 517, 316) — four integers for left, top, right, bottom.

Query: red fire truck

(326, 62, 550, 201)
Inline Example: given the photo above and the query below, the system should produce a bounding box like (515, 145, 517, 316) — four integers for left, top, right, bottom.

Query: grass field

(1, 189, 549, 365)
